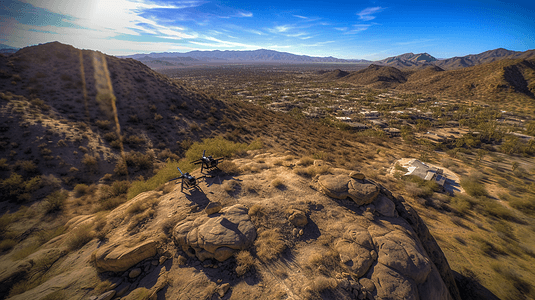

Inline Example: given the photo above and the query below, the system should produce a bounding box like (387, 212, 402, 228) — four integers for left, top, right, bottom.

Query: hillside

(0, 152, 461, 300)
(0, 41, 233, 190)
(378, 48, 535, 70)
(333, 58, 535, 104)
(337, 64, 408, 88)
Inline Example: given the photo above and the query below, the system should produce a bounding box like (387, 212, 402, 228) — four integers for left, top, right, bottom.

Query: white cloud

(268, 25, 293, 33)
(345, 24, 371, 34)
(239, 12, 253, 17)
(334, 27, 348, 31)
(293, 15, 308, 19)
(357, 6, 385, 21)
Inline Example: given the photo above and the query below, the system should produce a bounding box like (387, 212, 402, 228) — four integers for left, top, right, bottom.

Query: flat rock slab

(173, 204, 256, 262)
(94, 240, 158, 272)
(318, 175, 379, 205)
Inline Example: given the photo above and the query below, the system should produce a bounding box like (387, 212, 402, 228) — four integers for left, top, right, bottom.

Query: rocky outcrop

(94, 240, 158, 272)
(394, 195, 462, 300)
(173, 204, 257, 262)
(318, 174, 379, 205)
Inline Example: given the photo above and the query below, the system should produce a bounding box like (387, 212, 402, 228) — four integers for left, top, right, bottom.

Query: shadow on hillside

(184, 188, 210, 208)
(454, 270, 499, 300)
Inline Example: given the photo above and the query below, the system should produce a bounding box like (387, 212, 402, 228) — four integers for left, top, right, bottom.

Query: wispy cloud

(293, 14, 308, 19)
(191, 36, 259, 49)
(357, 6, 385, 21)
(267, 25, 294, 33)
(301, 41, 335, 47)
(345, 24, 371, 34)
(239, 11, 253, 17)
(334, 27, 348, 31)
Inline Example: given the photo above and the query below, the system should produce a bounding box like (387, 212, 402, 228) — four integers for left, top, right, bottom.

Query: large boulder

(173, 204, 256, 262)
(94, 240, 158, 272)
(318, 175, 379, 205)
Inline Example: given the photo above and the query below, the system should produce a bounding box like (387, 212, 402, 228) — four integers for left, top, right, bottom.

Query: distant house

(347, 122, 368, 131)
(403, 159, 446, 187)
(384, 128, 401, 137)
(370, 119, 387, 128)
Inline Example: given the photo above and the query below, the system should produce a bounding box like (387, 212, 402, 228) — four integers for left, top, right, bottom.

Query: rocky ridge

(0, 152, 460, 300)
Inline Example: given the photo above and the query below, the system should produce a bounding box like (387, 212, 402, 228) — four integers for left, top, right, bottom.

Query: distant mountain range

(0, 44, 19, 54)
(378, 48, 535, 70)
(120, 49, 370, 63)
(322, 57, 535, 102)
(120, 47, 535, 70)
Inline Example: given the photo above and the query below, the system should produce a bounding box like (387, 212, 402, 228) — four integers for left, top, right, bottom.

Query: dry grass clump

(271, 177, 285, 189)
(254, 229, 286, 262)
(65, 224, 94, 251)
(297, 156, 314, 167)
(73, 183, 89, 197)
(97, 180, 130, 211)
(235, 250, 255, 276)
(127, 195, 160, 231)
(218, 160, 240, 175)
(305, 248, 339, 272)
(294, 165, 330, 178)
(302, 276, 338, 299)
(222, 180, 239, 194)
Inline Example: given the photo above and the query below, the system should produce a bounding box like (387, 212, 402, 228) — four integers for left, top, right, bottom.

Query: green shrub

(460, 177, 488, 197)
(127, 137, 261, 200)
(449, 194, 475, 215)
(508, 196, 535, 215)
(44, 190, 68, 213)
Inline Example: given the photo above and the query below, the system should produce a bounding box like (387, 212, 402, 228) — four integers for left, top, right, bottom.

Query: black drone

(192, 150, 224, 173)
(170, 167, 199, 192)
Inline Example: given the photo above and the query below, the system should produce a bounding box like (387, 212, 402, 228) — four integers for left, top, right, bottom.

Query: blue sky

(0, 0, 534, 60)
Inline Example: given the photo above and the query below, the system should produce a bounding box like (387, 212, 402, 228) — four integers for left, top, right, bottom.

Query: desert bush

(65, 224, 94, 251)
(82, 154, 98, 171)
(218, 160, 240, 175)
(460, 177, 488, 197)
(95, 119, 111, 130)
(158, 149, 180, 161)
(448, 194, 475, 215)
(294, 165, 330, 178)
(479, 198, 514, 220)
(125, 135, 145, 146)
(114, 159, 128, 176)
(508, 196, 535, 215)
(306, 276, 338, 295)
(235, 250, 255, 276)
(103, 132, 117, 142)
(0, 158, 8, 170)
(271, 178, 285, 189)
(297, 156, 314, 167)
(254, 229, 285, 262)
(125, 151, 154, 170)
(74, 184, 89, 197)
(223, 180, 239, 194)
(44, 190, 68, 213)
